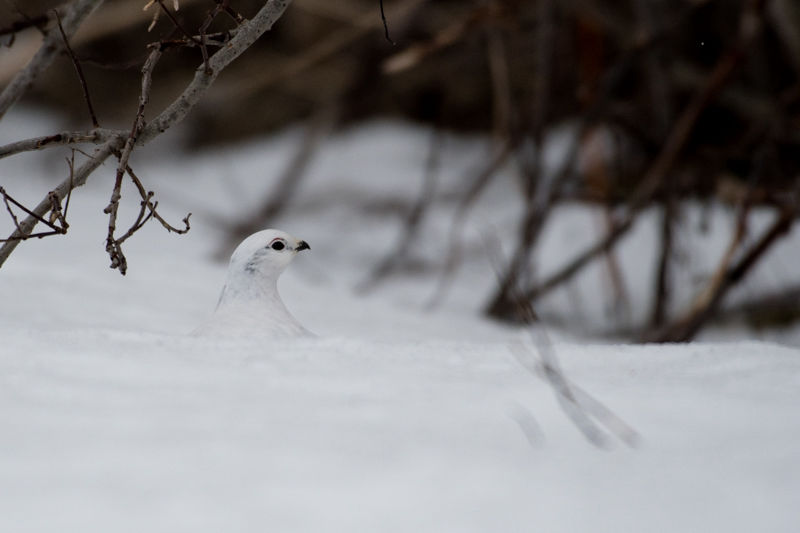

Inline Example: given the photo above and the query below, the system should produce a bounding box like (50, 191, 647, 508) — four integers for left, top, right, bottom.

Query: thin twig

(126, 166, 191, 235)
(207, 0, 425, 106)
(218, 0, 245, 25)
(0, 176, 74, 243)
(154, 0, 210, 73)
(115, 194, 156, 246)
(104, 47, 162, 274)
(103, 163, 191, 253)
(383, 4, 493, 74)
(0, 188, 60, 231)
(54, 9, 99, 127)
(0, 0, 295, 269)
(154, 29, 236, 50)
(63, 151, 76, 222)
(0, 141, 119, 264)
(379, 0, 395, 45)
(0, 0, 104, 121)
(2, 189, 22, 232)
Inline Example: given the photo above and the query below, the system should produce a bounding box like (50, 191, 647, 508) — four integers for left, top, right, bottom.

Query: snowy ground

(1, 109, 799, 532)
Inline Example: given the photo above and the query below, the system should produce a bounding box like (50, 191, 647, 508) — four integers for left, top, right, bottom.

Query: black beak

(295, 240, 310, 252)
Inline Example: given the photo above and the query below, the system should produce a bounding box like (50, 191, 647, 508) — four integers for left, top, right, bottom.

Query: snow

(1, 109, 800, 532)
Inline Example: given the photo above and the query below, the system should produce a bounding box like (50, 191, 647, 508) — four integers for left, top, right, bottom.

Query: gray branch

(0, 0, 105, 121)
(0, 139, 121, 266)
(141, 0, 293, 142)
(0, 128, 123, 159)
(0, 0, 295, 269)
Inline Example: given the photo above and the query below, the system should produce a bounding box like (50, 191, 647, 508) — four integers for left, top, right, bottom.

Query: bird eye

(270, 240, 285, 251)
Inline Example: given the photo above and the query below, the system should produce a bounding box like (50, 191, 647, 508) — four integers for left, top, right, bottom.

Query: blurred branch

(485, 0, 558, 320)
(486, 16, 511, 144)
(635, 0, 677, 328)
(645, 203, 796, 342)
(485, 233, 639, 447)
(209, 0, 425, 104)
(358, 126, 442, 292)
(152, 0, 210, 74)
(717, 284, 800, 328)
(768, 0, 800, 76)
(224, 103, 337, 252)
(0, 13, 50, 39)
(383, 3, 496, 74)
(0, 0, 104, 121)
(650, 189, 677, 327)
(519, 0, 769, 305)
(426, 141, 512, 309)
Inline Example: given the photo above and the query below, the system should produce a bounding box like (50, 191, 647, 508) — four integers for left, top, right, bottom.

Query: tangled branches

(0, 0, 295, 273)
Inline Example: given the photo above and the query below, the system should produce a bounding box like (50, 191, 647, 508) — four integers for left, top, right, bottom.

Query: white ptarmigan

(194, 229, 312, 338)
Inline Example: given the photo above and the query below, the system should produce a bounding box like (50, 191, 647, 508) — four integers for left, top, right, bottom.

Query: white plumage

(194, 229, 312, 338)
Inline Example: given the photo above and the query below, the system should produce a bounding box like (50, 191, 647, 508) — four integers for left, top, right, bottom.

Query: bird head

(227, 229, 310, 282)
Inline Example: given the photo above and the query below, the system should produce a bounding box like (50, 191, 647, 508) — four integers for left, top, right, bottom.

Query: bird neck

(217, 270, 283, 308)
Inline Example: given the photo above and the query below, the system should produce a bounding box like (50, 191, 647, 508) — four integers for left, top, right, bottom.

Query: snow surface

(1, 109, 800, 532)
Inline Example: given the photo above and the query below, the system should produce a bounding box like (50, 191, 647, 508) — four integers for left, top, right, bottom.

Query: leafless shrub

(0, 0, 294, 273)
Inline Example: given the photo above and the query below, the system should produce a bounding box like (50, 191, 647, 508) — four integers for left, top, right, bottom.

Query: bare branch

(154, 29, 237, 50)
(650, 193, 677, 327)
(0, 129, 122, 160)
(520, 0, 768, 305)
(1, 189, 22, 232)
(149, 202, 191, 234)
(104, 47, 162, 274)
(0, 0, 295, 271)
(115, 191, 156, 246)
(126, 165, 191, 235)
(0, 14, 50, 39)
(426, 142, 512, 309)
(0, 0, 104, 121)
(140, 0, 294, 143)
(153, 0, 210, 74)
(0, 140, 120, 267)
(645, 203, 796, 342)
(63, 151, 76, 222)
(208, 0, 424, 105)
(0, 173, 74, 243)
(382, 4, 491, 74)
(379, 0, 395, 45)
(358, 127, 442, 292)
(485, 0, 558, 320)
(54, 9, 100, 127)
(485, 232, 639, 447)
